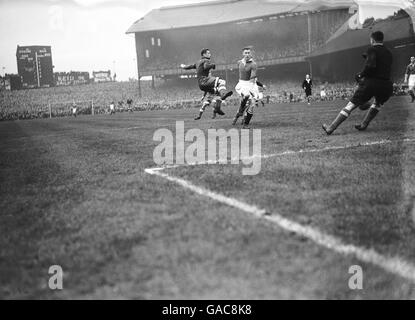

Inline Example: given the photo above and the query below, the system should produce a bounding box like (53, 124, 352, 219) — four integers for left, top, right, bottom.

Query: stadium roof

(126, 0, 356, 33)
(309, 15, 414, 56)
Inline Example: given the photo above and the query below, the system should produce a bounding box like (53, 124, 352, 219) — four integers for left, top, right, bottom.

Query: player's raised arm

(180, 63, 196, 70)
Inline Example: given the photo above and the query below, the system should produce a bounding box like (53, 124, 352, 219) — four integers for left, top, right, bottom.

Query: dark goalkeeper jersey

(183, 57, 216, 85)
(360, 44, 392, 81)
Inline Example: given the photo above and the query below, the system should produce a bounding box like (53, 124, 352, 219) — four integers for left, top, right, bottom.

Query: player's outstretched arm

(180, 63, 196, 70)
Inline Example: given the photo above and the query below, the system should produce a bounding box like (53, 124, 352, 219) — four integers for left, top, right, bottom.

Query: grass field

(0, 96, 414, 299)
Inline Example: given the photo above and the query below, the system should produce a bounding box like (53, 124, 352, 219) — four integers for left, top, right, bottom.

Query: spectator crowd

(0, 80, 409, 121)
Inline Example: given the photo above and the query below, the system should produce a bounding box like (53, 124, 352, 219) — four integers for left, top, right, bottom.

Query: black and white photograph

(1, 0, 415, 303)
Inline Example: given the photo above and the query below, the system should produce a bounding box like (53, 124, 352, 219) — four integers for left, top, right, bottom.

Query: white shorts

(320, 91, 326, 98)
(257, 92, 264, 100)
(409, 75, 415, 88)
(235, 80, 257, 99)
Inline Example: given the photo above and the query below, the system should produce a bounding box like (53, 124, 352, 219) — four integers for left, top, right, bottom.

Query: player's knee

(371, 103, 381, 111)
(344, 102, 358, 113)
(340, 107, 353, 117)
(217, 79, 226, 91)
(218, 79, 226, 86)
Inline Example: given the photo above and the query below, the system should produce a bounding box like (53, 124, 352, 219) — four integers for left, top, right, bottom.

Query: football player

(302, 74, 313, 105)
(180, 48, 233, 120)
(322, 31, 393, 135)
(232, 46, 259, 128)
(404, 56, 415, 102)
(71, 103, 77, 117)
(109, 101, 115, 115)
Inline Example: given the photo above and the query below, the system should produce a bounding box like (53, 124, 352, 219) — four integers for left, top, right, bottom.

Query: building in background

(126, 0, 414, 83)
(0, 74, 22, 91)
(16, 45, 54, 88)
(92, 70, 112, 83)
(54, 71, 90, 86)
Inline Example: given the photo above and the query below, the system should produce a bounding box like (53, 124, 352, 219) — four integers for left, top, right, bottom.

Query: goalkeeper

(322, 31, 393, 135)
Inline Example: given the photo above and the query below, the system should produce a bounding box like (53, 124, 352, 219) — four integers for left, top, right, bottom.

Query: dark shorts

(305, 89, 312, 97)
(350, 78, 393, 106)
(198, 76, 218, 93)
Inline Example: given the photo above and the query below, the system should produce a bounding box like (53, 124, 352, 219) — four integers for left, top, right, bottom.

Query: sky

(0, 0, 409, 81)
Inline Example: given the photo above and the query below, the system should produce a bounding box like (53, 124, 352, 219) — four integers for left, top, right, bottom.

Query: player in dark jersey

(232, 46, 259, 128)
(302, 74, 313, 105)
(322, 31, 393, 135)
(126, 98, 133, 112)
(404, 56, 415, 102)
(180, 48, 233, 120)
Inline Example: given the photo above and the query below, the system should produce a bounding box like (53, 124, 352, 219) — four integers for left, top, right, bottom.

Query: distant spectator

(109, 101, 115, 115)
(71, 103, 77, 117)
(126, 98, 133, 112)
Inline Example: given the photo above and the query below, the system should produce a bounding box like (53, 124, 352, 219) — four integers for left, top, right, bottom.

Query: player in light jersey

(109, 101, 115, 115)
(232, 46, 259, 128)
(404, 56, 415, 102)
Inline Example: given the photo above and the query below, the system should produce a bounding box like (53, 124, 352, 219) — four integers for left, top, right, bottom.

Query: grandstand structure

(127, 0, 415, 84)
(309, 8, 415, 81)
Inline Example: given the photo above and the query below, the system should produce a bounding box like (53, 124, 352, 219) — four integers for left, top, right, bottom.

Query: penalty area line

(145, 167, 415, 283)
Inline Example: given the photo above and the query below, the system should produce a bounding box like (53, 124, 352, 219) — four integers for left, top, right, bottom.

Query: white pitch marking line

(145, 137, 415, 282)
(145, 167, 415, 283)
(149, 137, 415, 170)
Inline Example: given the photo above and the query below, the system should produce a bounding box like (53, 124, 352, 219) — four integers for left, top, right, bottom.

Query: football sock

(238, 97, 249, 115)
(410, 90, 415, 102)
(326, 109, 349, 133)
(244, 112, 253, 125)
(214, 100, 225, 116)
(194, 111, 203, 120)
(356, 106, 379, 130)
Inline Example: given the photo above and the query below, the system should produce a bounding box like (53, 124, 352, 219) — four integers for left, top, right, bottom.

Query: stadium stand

(126, 0, 354, 76)
(1, 1, 414, 121)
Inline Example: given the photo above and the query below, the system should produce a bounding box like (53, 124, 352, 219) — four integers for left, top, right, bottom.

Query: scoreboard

(16, 45, 54, 88)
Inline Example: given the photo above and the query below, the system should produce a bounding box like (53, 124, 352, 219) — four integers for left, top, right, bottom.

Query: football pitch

(1, 96, 414, 299)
